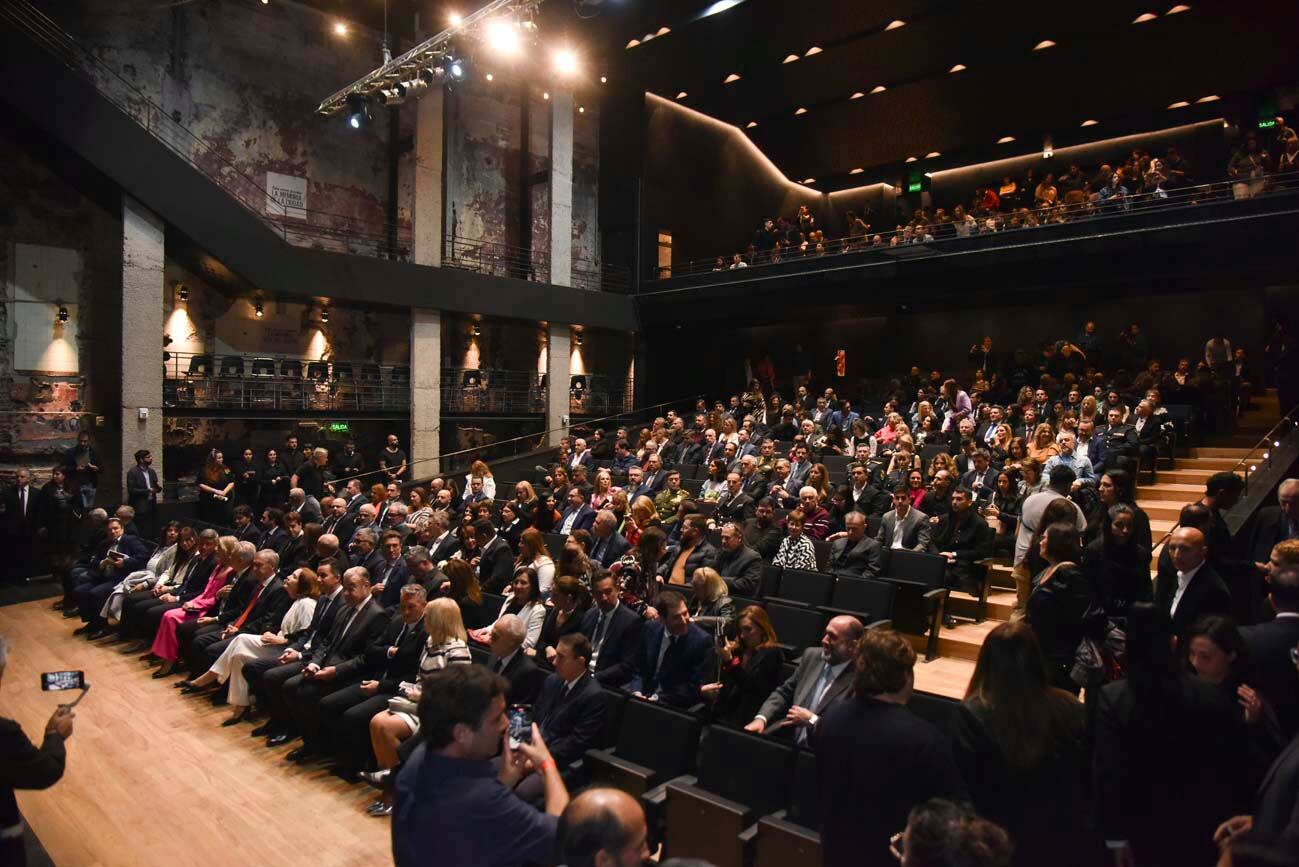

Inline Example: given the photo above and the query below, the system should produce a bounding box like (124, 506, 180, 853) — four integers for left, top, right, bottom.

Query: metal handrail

(1, 0, 409, 258)
(1229, 406, 1298, 478)
(660, 171, 1299, 281)
(443, 233, 631, 292)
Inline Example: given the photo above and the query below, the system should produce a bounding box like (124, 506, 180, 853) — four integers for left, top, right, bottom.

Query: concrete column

(549, 89, 574, 288)
(413, 86, 445, 267)
(546, 323, 571, 446)
(120, 196, 165, 501)
(410, 308, 442, 477)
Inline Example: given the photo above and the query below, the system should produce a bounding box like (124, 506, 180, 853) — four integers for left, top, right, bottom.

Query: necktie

(796, 664, 836, 746)
(232, 584, 265, 630)
(592, 611, 608, 650)
(493, 657, 506, 673)
(19, 487, 25, 515)
(654, 634, 675, 677)
(592, 538, 605, 563)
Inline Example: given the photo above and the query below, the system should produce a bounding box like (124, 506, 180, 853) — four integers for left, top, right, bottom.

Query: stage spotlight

(554, 49, 578, 76)
(345, 93, 370, 129)
(449, 59, 465, 80)
(376, 82, 407, 105)
(486, 19, 520, 54)
(57, 305, 69, 323)
(449, 12, 462, 26)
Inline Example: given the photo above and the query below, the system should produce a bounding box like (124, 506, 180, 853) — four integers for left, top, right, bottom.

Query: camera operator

(0, 634, 75, 867)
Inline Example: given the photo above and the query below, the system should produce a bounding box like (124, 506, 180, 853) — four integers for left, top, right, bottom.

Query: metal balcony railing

(442, 234, 631, 293)
(163, 352, 410, 413)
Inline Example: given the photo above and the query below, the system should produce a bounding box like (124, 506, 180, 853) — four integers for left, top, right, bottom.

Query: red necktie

(233, 584, 264, 630)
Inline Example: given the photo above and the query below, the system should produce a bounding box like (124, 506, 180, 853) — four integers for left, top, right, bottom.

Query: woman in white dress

(367, 598, 471, 785)
(176, 568, 319, 724)
(99, 522, 180, 625)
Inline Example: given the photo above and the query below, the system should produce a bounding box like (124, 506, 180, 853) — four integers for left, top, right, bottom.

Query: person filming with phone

(0, 634, 75, 866)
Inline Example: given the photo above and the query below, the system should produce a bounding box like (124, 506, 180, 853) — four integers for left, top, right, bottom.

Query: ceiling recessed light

(997, 135, 1016, 144)
(1080, 118, 1099, 126)
(724, 73, 741, 84)
(1167, 4, 1190, 13)
(804, 46, 822, 57)
(626, 38, 640, 49)
(1133, 12, 1157, 22)
(849, 167, 864, 174)
(579, 106, 585, 113)
(1196, 94, 1220, 103)
(870, 85, 887, 94)
(485, 73, 494, 81)
(1033, 39, 1056, 50)
(905, 156, 917, 163)
(745, 121, 758, 128)
(949, 63, 967, 73)
(543, 92, 550, 99)
(656, 26, 671, 35)
(676, 91, 687, 99)
(1167, 100, 1189, 109)
(926, 151, 941, 158)
(782, 54, 800, 64)
(600, 76, 607, 84)
(794, 107, 808, 115)
(885, 19, 906, 30)
(849, 91, 865, 100)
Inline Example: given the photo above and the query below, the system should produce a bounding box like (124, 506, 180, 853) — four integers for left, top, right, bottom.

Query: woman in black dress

(260, 448, 292, 511)
(196, 449, 234, 527)
(701, 605, 783, 727)
(1026, 522, 1097, 694)
(232, 447, 261, 509)
(1082, 503, 1152, 624)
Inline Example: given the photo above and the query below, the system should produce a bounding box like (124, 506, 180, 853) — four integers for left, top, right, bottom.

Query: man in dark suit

(745, 615, 864, 745)
(556, 486, 597, 535)
(932, 487, 993, 627)
(320, 497, 356, 549)
(279, 567, 389, 759)
(815, 629, 969, 867)
(627, 591, 712, 708)
(350, 526, 383, 573)
(248, 560, 346, 739)
(1241, 560, 1299, 738)
(472, 519, 515, 593)
(714, 521, 763, 595)
(1156, 526, 1232, 635)
(125, 450, 162, 539)
(582, 573, 643, 688)
(3, 468, 40, 582)
(847, 464, 889, 518)
(658, 515, 717, 586)
(743, 498, 784, 561)
(714, 472, 756, 525)
(959, 449, 999, 503)
(70, 518, 151, 632)
(287, 487, 323, 526)
(1096, 407, 1139, 476)
(589, 510, 630, 570)
(826, 512, 884, 577)
(1248, 479, 1299, 564)
(533, 634, 605, 771)
(341, 479, 367, 515)
(184, 548, 290, 677)
(320, 583, 428, 775)
(425, 512, 461, 564)
(257, 508, 289, 554)
(373, 530, 411, 608)
(634, 454, 669, 500)
(877, 486, 931, 552)
(486, 613, 547, 706)
(231, 506, 261, 546)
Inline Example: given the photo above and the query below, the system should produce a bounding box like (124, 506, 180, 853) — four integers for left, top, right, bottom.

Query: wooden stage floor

(0, 600, 390, 867)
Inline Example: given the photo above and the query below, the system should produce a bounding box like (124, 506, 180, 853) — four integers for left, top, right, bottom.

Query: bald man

(1156, 526, 1231, 634)
(556, 788, 651, 867)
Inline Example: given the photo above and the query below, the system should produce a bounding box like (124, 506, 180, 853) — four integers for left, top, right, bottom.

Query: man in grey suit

(743, 615, 864, 745)
(877, 485, 931, 552)
(288, 487, 323, 525)
(825, 511, 885, 577)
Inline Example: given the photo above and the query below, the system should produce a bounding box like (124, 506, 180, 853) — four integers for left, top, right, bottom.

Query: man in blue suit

(581, 574, 642, 688)
(556, 487, 596, 535)
(71, 517, 150, 632)
(628, 591, 712, 708)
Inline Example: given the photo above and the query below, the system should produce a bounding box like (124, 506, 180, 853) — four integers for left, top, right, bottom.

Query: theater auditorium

(1, 0, 1299, 865)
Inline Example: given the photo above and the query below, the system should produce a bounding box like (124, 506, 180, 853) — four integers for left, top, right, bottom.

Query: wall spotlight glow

(1081, 119, 1099, 126)
(926, 151, 941, 158)
(1167, 100, 1189, 109)
(485, 73, 494, 82)
(543, 91, 550, 99)
(448, 12, 462, 26)
(1167, 4, 1190, 13)
(1133, 12, 1157, 22)
(804, 46, 822, 57)
(904, 156, 917, 163)
(724, 73, 741, 84)
(949, 63, 967, 73)
(553, 49, 578, 76)
(870, 85, 887, 94)
(997, 135, 1016, 143)
(1195, 94, 1220, 103)
(676, 91, 688, 99)
(745, 121, 757, 128)
(1033, 39, 1056, 50)
(600, 76, 607, 84)
(333, 21, 348, 36)
(254, 301, 264, 318)
(885, 19, 906, 30)
(794, 106, 807, 115)
(850, 92, 864, 100)
(849, 167, 863, 174)
(578, 106, 585, 113)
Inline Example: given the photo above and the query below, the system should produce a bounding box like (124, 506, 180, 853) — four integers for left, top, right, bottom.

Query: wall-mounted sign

(266, 172, 307, 220)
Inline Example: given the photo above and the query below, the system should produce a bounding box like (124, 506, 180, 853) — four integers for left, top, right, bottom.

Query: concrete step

(1136, 482, 1205, 502)
(949, 590, 1016, 622)
(907, 619, 1000, 662)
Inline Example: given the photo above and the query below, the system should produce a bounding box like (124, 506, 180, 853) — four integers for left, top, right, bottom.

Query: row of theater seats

(176, 354, 410, 386)
(570, 685, 958, 867)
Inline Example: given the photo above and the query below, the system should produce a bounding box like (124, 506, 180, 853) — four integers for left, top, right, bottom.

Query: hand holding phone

(507, 704, 533, 749)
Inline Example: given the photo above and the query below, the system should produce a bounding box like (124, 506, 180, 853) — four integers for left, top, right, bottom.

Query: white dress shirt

(1170, 561, 1204, 617)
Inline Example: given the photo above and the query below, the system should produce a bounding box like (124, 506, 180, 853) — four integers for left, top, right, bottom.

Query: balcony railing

(2, 0, 410, 260)
(442, 234, 631, 293)
(163, 352, 410, 413)
(652, 171, 1299, 286)
(441, 367, 634, 416)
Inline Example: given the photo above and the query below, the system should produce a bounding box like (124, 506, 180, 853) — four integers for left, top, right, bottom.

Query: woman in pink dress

(151, 535, 237, 676)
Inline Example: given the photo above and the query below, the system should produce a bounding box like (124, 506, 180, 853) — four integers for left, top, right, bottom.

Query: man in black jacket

(628, 591, 712, 708)
(318, 583, 428, 775)
(185, 549, 291, 679)
(485, 614, 546, 706)
(714, 473, 756, 524)
(473, 519, 515, 593)
(278, 567, 388, 759)
(582, 573, 642, 688)
(742, 499, 783, 561)
(714, 522, 763, 595)
(320, 496, 356, 549)
(825, 511, 884, 578)
(1156, 526, 1232, 635)
(0, 634, 75, 865)
(125, 449, 162, 539)
(658, 515, 717, 586)
(932, 488, 994, 626)
(1241, 559, 1299, 738)
(70, 518, 151, 633)
(589, 510, 630, 570)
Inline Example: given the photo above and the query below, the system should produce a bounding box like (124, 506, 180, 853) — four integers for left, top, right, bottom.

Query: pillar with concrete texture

(549, 89, 574, 288)
(413, 86, 444, 267)
(120, 196, 165, 501)
(546, 324, 571, 446)
(410, 308, 442, 478)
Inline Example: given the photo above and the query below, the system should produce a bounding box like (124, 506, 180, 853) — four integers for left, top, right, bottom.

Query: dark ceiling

(294, 1, 1298, 185)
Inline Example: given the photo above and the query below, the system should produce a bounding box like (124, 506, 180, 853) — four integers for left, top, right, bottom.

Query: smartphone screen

(507, 704, 533, 748)
(42, 671, 85, 691)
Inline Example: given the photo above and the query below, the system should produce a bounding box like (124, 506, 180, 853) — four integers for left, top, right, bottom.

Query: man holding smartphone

(0, 635, 75, 866)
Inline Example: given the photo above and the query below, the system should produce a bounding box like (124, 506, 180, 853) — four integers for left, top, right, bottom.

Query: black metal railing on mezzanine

(163, 352, 410, 413)
(442, 234, 632, 293)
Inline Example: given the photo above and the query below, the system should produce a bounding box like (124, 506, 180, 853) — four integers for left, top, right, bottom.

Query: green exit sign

(907, 180, 923, 193)
(1258, 118, 1278, 129)
(326, 422, 350, 433)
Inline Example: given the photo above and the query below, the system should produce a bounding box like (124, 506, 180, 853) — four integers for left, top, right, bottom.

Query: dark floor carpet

(0, 575, 60, 607)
